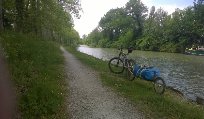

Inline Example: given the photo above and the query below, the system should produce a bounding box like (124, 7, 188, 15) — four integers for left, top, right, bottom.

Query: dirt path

(0, 46, 15, 119)
(61, 46, 145, 119)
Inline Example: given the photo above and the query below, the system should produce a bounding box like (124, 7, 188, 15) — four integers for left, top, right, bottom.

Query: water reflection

(77, 45, 204, 101)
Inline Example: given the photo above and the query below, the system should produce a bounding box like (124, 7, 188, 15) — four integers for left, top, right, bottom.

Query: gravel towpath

(61, 46, 145, 119)
(0, 46, 15, 119)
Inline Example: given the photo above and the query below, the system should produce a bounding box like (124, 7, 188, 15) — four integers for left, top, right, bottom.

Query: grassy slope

(0, 32, 68, 119)
(66, 47, 204, 119)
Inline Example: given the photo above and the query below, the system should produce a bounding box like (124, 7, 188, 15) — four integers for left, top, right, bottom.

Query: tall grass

(66, 47, 204, 119)
(0, 32, 67, 119)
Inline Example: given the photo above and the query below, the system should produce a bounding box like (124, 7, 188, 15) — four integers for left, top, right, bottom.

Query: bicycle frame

(118, 48, 131, 68)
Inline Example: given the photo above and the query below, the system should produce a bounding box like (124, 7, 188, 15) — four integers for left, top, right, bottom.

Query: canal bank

(77, 45, 204, 102)
(66, 46, 204, 119)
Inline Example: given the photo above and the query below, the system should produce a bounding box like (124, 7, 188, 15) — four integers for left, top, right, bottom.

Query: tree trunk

(0, 0, 3, 31)
(15, 0, 24, 32)
(31, 0, 40, 35)
(36, 0, 42, 36)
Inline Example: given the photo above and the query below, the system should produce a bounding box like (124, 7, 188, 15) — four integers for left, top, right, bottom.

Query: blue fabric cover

(133, 65, 160, 80)
(133, 64, 140, 76)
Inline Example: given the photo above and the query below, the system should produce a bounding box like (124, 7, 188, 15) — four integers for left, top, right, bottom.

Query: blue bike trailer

(133, 65, 160, 81)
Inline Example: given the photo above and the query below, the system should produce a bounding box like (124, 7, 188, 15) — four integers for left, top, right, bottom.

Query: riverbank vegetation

(0, 0, 81, 118)
(66, 47, 204, 119)
(0, 32, 67, 118)
(83, 0, 204, 53)
(0, 0, 80, 46)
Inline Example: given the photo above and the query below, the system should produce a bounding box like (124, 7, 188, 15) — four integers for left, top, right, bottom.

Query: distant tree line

(84, 0, 204, 53)
(0, 0, 81, 46)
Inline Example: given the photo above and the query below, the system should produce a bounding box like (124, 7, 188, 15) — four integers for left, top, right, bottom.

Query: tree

(15, 0, 24, 32)
(85, 28, 103, 47)
(193, 0, 204, 45)
(194, 0, 204, 24)
(99, 8, 134, 41)
(125, 0, 148, 37)
(0, 0, 3, 31)
(0, 0, 81, 46)
(85, 0, 203, 53)
(138, 7, 169, 51)
(144, 6, 155, 33)
(59, 0, 82, 18)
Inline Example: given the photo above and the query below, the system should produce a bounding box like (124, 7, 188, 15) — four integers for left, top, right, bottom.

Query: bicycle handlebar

(118, 46, 134, 54)
(117, 46, 123, 51)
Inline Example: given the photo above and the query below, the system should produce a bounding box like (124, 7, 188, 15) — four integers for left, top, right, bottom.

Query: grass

(0, 31, 68, 119)
(66, 47, 204, 119)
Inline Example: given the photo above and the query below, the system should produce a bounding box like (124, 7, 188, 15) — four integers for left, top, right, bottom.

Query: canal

(77, 45, 204, 101)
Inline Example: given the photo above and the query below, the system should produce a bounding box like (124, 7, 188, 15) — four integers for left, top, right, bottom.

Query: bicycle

(108, 47, 135, 80)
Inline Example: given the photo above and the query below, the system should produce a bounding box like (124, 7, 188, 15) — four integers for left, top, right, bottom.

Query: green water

(78, 45, 204, 101)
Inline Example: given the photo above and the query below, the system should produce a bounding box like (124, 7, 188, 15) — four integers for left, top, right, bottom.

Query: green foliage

(86, 0, 148, 48)
(98, 38, 109, 48)
(0, 32, 67, 118)
(112, 29, 134, 48)
(85, 0, 204, 53)
(125, 0, 148, 36)
(67, 48, 204, 119)
(99, 8, 135, 42)
(0, 0, 81, 118)
(1, 0, 81, 45)
(136, 37, 152, 50)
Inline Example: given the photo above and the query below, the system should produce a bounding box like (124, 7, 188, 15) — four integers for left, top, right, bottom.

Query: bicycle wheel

(126, 59, 135, 81)
(153, 77, 166, 94)
(108, 57, 124, 74)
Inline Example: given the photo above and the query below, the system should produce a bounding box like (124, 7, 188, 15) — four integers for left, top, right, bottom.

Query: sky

(73, 0, 194, 37)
